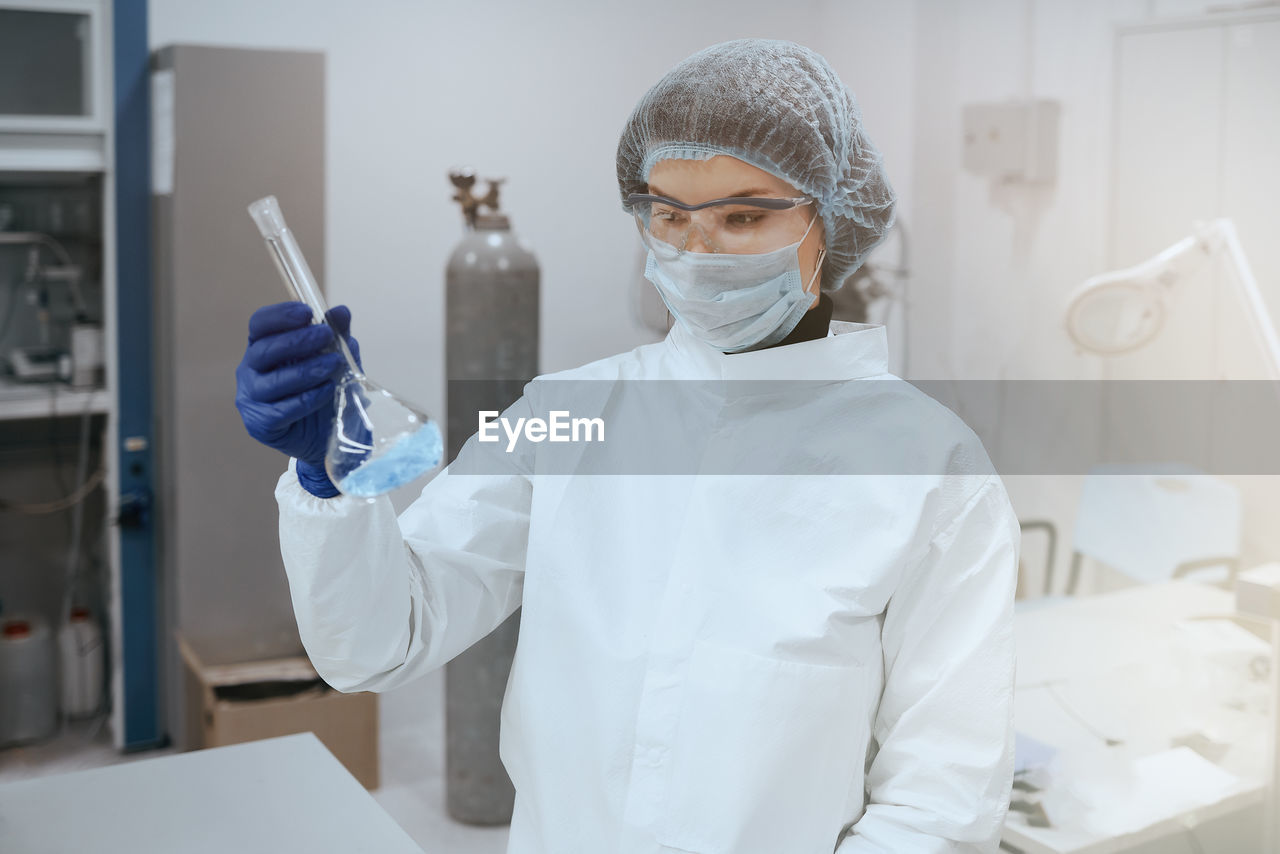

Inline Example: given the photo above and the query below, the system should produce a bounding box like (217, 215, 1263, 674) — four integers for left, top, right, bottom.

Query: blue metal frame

(112, 0, 160, 750)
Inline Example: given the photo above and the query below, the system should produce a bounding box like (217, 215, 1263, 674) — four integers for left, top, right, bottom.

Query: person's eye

(725, 210, 767, 227)
(654, 208, 686, 223)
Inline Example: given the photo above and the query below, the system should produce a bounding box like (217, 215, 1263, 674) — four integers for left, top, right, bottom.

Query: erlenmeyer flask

(248, 195, 443, 498)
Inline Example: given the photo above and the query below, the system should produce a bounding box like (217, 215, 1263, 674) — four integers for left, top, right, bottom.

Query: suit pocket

(654, 641, 868, 854)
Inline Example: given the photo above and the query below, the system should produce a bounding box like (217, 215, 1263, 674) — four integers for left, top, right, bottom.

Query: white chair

(1020, 465, 1241, 602)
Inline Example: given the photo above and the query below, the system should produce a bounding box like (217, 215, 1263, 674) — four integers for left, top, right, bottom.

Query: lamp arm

(1077, 233, 1205, 293)
(1200, 219, 1280, 381)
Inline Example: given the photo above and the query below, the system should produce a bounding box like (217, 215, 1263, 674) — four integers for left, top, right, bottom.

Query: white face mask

(641, 215, 826, 354)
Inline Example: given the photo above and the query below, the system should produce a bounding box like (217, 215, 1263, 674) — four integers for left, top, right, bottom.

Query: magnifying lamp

(1065, 219, 1280, 379)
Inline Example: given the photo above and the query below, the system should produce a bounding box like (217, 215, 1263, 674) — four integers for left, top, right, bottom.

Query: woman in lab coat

(236, 39, 1018, 854)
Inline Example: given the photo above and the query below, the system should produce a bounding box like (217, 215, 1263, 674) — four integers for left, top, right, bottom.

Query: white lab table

(0, 732, 425, 854)
(1002, 582, 1271, 853)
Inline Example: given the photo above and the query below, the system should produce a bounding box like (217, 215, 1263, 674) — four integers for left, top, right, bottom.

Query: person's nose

(682, 219, 719, 253)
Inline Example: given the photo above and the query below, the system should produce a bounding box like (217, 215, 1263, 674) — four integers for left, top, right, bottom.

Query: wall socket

(962, 99, 1061, 184)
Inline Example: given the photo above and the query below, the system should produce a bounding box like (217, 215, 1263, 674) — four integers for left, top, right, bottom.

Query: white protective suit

(276, 319, 1019, 854)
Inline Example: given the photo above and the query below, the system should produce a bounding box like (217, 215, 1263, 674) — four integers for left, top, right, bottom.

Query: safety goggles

(627, 193, 816, 255)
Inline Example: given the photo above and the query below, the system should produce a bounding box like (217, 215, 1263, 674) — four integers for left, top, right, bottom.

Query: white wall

(813, 1, 918, 374)
(152, 0, 1280, 575)
(893, 0, 1138, 588)
(150, 0, 922, 515)
(150, 0, 849, 421)
(896, 0, 1280, 580)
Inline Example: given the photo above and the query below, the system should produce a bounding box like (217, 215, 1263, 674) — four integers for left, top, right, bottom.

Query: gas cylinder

(443, 169, 538, 825)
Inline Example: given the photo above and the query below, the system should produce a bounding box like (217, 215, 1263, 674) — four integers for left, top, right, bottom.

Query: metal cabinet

(149, 43, 325, 749)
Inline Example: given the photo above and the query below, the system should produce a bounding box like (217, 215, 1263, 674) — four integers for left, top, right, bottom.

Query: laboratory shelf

(0, 379, 107, 421)
(0, 132, 107, 173)
(0, 0, 156, 759)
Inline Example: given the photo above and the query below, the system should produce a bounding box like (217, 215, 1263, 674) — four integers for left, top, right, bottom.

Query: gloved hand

(235, 301, 361, 498)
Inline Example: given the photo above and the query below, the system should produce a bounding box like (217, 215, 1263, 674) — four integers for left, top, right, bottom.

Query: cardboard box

(178, 635, 379, 789)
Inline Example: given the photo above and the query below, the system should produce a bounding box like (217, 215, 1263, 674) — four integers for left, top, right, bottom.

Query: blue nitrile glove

(235, 301, 361, 498)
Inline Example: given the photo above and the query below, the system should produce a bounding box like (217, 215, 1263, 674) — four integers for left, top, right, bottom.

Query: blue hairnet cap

(617, 38, 896, 292)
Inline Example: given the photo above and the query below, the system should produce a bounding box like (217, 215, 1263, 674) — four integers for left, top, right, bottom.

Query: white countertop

(1004, 582, 1272, 853)
(0, 732, 425, 853)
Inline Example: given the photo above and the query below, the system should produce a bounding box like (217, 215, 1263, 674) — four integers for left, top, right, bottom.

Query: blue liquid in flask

(337, 424, 444, 498)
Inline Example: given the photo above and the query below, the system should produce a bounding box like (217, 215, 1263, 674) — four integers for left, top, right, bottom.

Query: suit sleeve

(275, 396, 535, 694)
(839, 476, 1020, 852)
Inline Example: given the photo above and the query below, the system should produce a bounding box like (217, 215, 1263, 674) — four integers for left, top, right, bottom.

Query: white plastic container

(0, 615, 58, 745)
(58, 606, 103, 719)
(69, 323, 104, 388)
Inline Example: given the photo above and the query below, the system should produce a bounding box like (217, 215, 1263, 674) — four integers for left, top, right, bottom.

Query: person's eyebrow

(647, 185, 788, 201)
